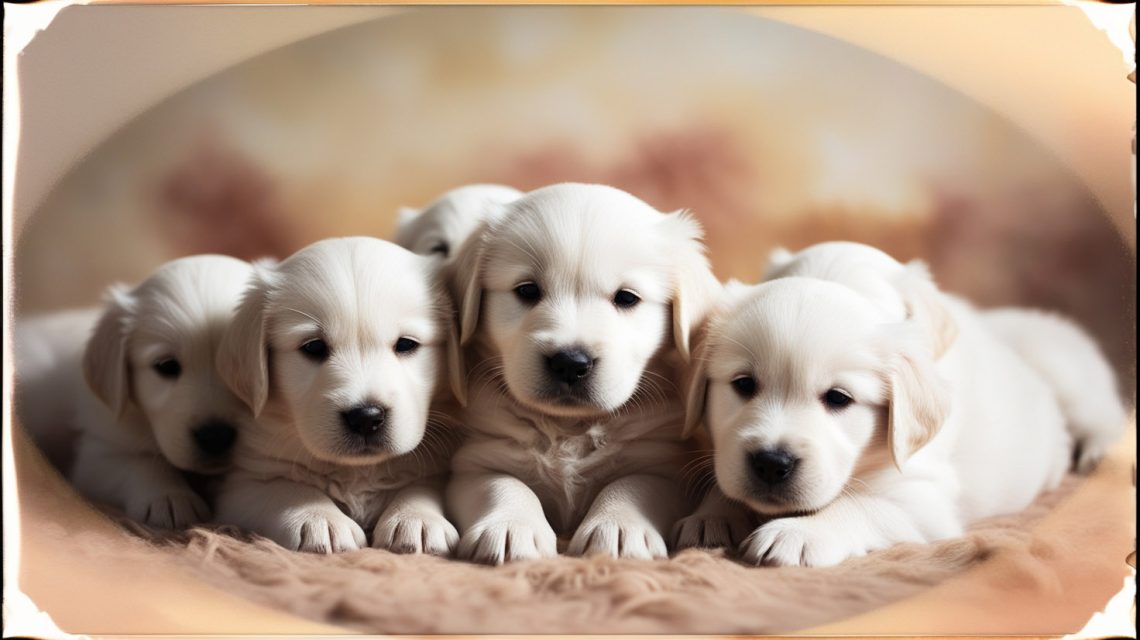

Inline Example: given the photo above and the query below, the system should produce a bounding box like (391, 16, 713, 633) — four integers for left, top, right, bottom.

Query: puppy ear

(661, 210, 720, 362)
(433, 288, 468, 407)
(447, 220, 489, 346)
(682, 330, 711, 439)
(886, 342, 951, 469)
(217, 264, 276, 417)
(397, 206, 420, 226)
(895, 261, 958, 358)
(762, 246, 795, 279)
(82, 285, 137, 419)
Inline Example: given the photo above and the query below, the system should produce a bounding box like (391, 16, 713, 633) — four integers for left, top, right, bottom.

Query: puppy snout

(192, 420, 237, 456)
(340, 404, 387, 437)
(748, 448, 798, 486)
(545, 349, 595, 386)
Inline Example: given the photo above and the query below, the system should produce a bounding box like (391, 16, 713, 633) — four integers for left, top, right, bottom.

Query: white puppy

(14, 255, 256, 528)
(394, 184, 523, 262)
(677, 241, 1123, 567)
(213, 237, 466, 554)
(445, 183, 721, 564)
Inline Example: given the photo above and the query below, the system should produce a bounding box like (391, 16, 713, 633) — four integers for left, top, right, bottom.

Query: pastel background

(14, 6, 1136, 391)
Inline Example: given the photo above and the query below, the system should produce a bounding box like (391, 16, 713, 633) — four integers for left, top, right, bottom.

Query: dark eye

(394, 337, 420, 354)
(823, 388, 854, 410)
(514, 282, 542, 304)
(731, 375, 758, 399)
(299, 339, 329, 362)
(429, 241, 449, 257)
(153, 358, 182, 379)
(613, 289, 641, 309)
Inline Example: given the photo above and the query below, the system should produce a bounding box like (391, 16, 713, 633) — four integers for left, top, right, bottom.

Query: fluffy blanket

(116, 476, 1078, 634)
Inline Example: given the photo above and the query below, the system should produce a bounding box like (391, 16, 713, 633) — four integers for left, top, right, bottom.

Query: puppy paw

(129, 490, 210, 529)
(568, 515, 668, 560)
(457, 518, 557, 565)
(372, 509, 459, 556)
(739, 517, 856, 568)
(672, 511, 754, 551)
(272, 506, 367, 553)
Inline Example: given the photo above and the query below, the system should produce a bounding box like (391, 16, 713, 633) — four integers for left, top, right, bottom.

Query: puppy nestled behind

(395, 184, 523, 262)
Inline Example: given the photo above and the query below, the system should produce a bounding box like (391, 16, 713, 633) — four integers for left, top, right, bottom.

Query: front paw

(128, 490, 210, 529)
(569, 515, 668, 560)
(272, 505, 367, 553)
(739, 516, 856, 567)
(457, 517, 557, 565)
(672, 511, 755, 551)
(373, 509, 459, 556)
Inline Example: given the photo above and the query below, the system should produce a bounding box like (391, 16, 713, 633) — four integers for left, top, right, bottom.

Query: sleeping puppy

(445, 183, 720, 564)
(677, 241, 1115, 567)
(14, 255, 255, 528)
(395, 184, 522, 262)
(213, 237, 466, 554)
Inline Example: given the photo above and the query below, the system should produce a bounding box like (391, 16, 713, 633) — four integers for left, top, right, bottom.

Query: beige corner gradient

(3, 2, 1135, 637)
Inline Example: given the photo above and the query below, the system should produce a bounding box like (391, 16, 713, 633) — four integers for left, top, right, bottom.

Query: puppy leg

(372, 479, 458, 556)
(569, 474, 684, 560)
(739, 478, 961, 567)
(673, 485, 756, 551)
(71, 437, 209, 529)
(449, 472, 557, 565)
(214, 474, 366, 553)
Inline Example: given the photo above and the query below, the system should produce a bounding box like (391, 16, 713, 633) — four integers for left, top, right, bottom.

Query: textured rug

(112, 475, 1078, 634)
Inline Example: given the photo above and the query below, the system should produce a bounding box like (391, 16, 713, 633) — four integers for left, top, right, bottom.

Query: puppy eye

(612, 289, 641, 309)
(823, 388, 854, 410)
(730, 375, 758, 399)
(429, 241, 449, 257)
(299, 339, 330, 362)
(514, 282, 542, 304)
(153, 358, 182, 379)
(394, 337, 420, 355)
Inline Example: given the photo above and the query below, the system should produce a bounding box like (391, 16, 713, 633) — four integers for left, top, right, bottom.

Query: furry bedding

(110, 475, 1079, 634)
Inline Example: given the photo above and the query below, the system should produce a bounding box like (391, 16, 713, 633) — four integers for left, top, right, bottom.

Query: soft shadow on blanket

(112, 475, 1077, 634)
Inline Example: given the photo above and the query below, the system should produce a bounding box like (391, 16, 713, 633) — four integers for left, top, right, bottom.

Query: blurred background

(12, 6, 1136, 393)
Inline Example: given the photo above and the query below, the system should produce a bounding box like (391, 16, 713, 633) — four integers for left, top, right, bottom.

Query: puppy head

(763, 241, 957, 358)
(394, 184, 523, 262)
(685, 277, 950, 516)
(449, 183, 718, 418)
(82, 255, 256, 473)
(217, 237, 462, 465)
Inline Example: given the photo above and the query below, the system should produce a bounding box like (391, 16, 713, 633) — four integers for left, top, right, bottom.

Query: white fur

(213, 237, 465, 555)
(394, 184, 523, 263)
(14, 255, 256, 528)
(678, 241, 1120, 567)
(444, 183, 721, 564)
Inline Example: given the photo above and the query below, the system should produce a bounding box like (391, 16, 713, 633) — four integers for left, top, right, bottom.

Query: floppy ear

(761, 246, 795, 280)
(397, 206, 420, 226)
(82, 285, 138, 419)
(682, 331, 711, 439)
(661, 210, 720, 362)
(886, 344, 951, 469)
(430, 286, 468, 407)
(216, 264, 275, 417)
(446, 220, 489, 346)
(896, 261, 958, 358)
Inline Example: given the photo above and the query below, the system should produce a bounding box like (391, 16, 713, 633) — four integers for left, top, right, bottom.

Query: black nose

(546, 349, 594, 386)
(340, 404, 386, 436)
(192, 421, 237, 456)
(748, 449, 798, 486)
